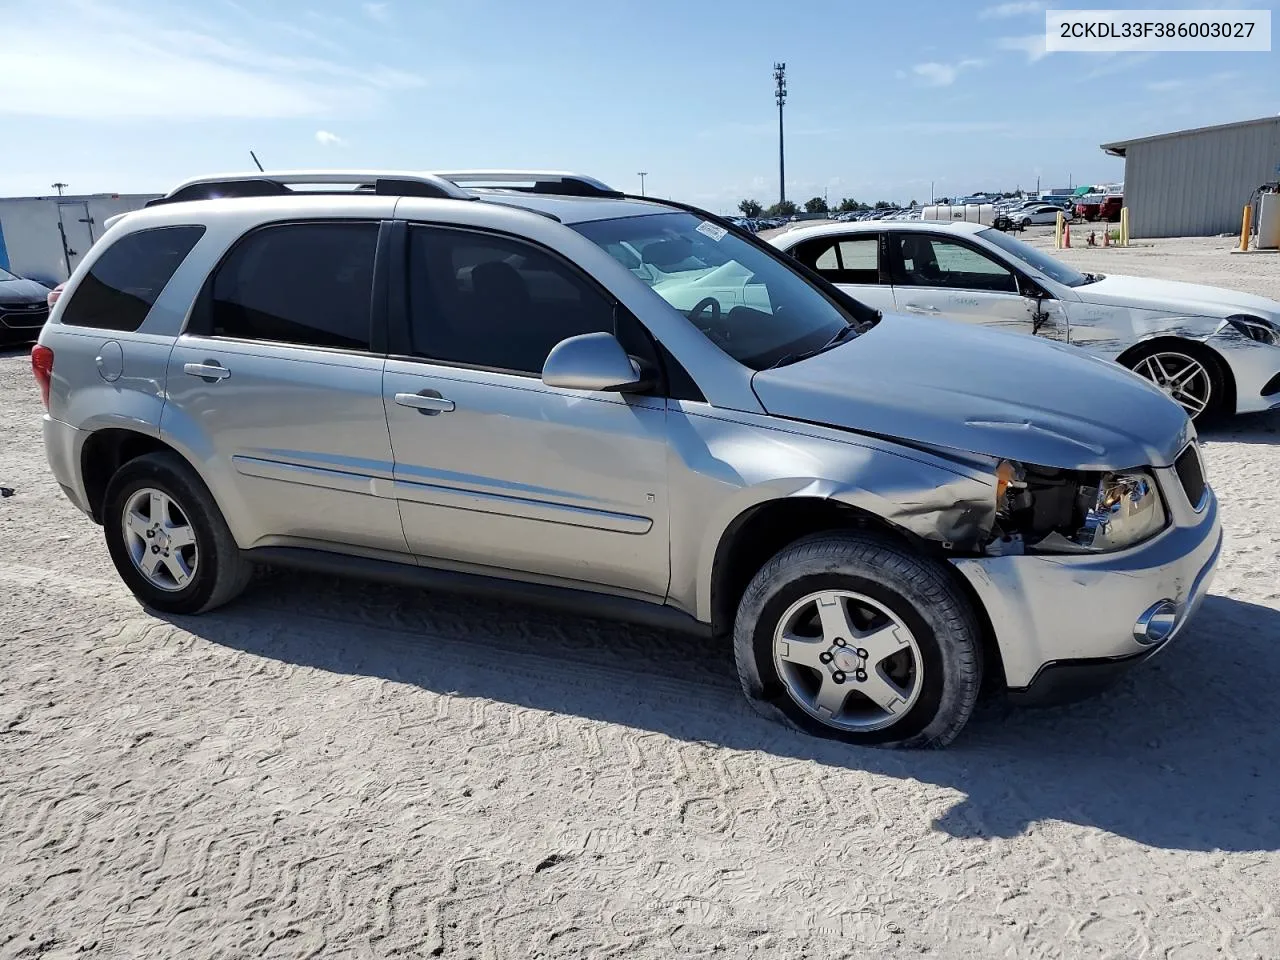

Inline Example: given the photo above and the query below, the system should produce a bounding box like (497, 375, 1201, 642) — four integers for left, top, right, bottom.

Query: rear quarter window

(59, 225, 206, 332)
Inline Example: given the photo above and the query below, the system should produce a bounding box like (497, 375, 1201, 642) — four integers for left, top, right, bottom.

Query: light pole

(52, 182, 68, 196)
(637, 172, 647, 196)
(773, 62, 787, 206)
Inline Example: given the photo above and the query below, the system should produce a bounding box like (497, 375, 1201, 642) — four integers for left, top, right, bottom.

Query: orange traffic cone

(1103, 228, 1109, 247)
(1064, 222, 1071, 248)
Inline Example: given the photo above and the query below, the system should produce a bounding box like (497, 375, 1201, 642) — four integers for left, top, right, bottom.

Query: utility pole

(51, 182, 68, 196)
(930, 180, 934, 204)
(637, 172, 647, 197)
(773, 62, 787, 205)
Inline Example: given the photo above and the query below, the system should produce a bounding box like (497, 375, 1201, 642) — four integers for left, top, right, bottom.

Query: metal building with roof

(1100, 116, 1280, 239)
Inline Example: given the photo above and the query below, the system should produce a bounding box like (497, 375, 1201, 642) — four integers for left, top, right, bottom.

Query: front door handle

(395, 389, 455, 415)
(184, 361, 231, 382)
(903, 302, 940, 313)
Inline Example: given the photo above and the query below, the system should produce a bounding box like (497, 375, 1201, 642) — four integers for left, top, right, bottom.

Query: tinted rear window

(60, 226, 205, 331)
(210, 222, 377, 351)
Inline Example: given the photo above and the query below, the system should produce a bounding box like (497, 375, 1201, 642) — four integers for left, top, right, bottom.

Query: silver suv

(34, 170, 1222, 747)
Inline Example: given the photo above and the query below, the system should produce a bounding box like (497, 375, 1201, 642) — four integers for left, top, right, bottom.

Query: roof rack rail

(145, 170, 474, 207)
(430, 170, 623, 198)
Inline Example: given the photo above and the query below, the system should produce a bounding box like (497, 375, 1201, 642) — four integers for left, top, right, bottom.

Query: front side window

(210, 222, 378, 350)
(890, 234, 1017, 294)
(575, 212, 872, 370)
(60, 225, 205, 331)
(406, 226, 617, 375)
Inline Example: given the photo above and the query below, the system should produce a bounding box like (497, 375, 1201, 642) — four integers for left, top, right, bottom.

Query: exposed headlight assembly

(990, 462, 1167, 555)
(1074, 472, 1166, 551)
(1226, 316, 1280, 346)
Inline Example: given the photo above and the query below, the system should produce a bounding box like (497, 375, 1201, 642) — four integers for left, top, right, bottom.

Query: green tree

(765, 200, 798, 217)
(803, 196, 828, 214)
(874, 200, 893, 210)
(738, 199, 763, 218)
(837, 197, 859, 212)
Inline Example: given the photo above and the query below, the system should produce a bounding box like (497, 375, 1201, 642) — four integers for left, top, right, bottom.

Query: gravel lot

(3, 233, 1280, 959)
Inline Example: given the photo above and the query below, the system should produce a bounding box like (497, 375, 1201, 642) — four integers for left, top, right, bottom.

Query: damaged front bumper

(950, 473, 1222, 702)
(1206, 328, 1280, 414)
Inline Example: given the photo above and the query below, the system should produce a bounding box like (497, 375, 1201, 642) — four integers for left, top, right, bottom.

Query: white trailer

(0, 193, 160, 286)
(919, 203, 997, 226)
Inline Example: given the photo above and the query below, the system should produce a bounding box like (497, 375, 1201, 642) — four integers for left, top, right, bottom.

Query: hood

(0, 276, 52, 305)
(1076, 273, 1280, 321)
(751, 313, 1190, 471)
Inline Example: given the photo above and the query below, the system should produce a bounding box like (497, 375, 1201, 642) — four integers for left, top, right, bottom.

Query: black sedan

(0, 267, 52, 346)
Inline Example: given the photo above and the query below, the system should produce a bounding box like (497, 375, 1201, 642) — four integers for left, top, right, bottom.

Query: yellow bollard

(1239, 203, 1252, 251)
(1055, 211, 1064, 249)
(1120, 207, 1130, 246)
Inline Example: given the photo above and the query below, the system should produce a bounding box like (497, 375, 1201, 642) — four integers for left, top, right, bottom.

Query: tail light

(31, 345, 54, 409)
(47, 283, 65, 309)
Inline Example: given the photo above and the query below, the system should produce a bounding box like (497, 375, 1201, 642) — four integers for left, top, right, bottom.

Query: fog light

(1134, 600, 1178, 645)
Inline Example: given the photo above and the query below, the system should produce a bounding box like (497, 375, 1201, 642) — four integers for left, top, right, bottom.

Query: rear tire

(733, 532, 983, 749)
(102, 452, 252, 614)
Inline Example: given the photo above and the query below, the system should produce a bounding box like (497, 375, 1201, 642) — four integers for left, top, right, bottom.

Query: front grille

(0, 304, 49, 329)
(1175, 445, 1207, 510)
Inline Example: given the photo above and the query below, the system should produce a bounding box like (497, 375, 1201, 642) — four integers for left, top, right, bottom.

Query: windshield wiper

(766, 322, 859, 370)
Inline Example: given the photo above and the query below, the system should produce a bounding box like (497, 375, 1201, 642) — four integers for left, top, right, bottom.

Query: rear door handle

(395, 390, 455, 415)
(903, 303, 940, 313)
(184, 361, 231, 381)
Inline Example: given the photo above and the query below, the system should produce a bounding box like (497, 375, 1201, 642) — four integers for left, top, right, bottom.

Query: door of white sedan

(782, 232, 897, 313)
(885, 232, 1047, 337)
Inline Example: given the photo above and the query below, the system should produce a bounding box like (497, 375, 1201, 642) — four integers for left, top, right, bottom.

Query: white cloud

(362, 2, 391, 22)
(0, 0, 424, 121)
(315, 130, 345, 146)
(979, 1, 1045, 19)
(996, 33, 1049, 62)
(912, 59, 985, 87)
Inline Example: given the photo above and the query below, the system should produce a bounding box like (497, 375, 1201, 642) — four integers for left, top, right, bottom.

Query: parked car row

(28, 168, 1251, 749)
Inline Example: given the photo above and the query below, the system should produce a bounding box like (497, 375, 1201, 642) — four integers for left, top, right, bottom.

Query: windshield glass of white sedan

(978, 228, 1091, 287)
(575, 212, 858, 370)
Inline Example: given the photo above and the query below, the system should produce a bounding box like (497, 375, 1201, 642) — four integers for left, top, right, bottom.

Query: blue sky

(2, 0, 1277, 212)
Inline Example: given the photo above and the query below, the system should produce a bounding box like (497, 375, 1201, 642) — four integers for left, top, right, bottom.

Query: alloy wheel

(121, 487, 199, 592)
(772, 590, 924, 732)
(1133, 351, 1212, 418)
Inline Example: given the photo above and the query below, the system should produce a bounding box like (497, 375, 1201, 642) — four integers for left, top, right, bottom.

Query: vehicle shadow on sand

(167, 575, 1280, 854)
(1199, 407, 1280, 444)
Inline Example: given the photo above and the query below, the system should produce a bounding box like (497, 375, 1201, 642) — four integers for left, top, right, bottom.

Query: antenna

(249, 151, 265, 172)
(773, 62, 787, 205)
(51, 182, 69, 196)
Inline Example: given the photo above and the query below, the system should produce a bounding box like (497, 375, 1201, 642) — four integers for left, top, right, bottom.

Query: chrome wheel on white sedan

(1131, 350, 1214, 420)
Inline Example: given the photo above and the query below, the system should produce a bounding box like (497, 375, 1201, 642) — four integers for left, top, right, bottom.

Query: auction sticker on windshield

(696, 221, 728, 242)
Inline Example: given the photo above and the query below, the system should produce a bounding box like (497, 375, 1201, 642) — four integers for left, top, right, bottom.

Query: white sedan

(1015, 204, 1066, 227)
(769, 220, 1280, 423)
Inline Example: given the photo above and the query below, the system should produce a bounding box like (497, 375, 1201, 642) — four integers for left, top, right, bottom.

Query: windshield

(0, 267, 19, 282)
(574, 212, 871, 370)
(976, 228, 1091, 287)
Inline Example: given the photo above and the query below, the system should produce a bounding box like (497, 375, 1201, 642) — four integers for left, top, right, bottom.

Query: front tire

(102, 452, 252, 614)
(1123, 341, 1227, 424)
(733, 532, 983, 749)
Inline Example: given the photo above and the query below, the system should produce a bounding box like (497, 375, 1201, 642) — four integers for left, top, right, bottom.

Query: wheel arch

(81, 428, 180, 523)
(79, 426, 253, 548)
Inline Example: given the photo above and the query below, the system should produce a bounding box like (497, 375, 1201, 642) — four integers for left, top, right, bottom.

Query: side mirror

(541, 332, 647, 392)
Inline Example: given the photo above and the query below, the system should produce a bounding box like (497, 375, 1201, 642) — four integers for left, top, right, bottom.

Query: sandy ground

(3, 234, 1280, 958)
